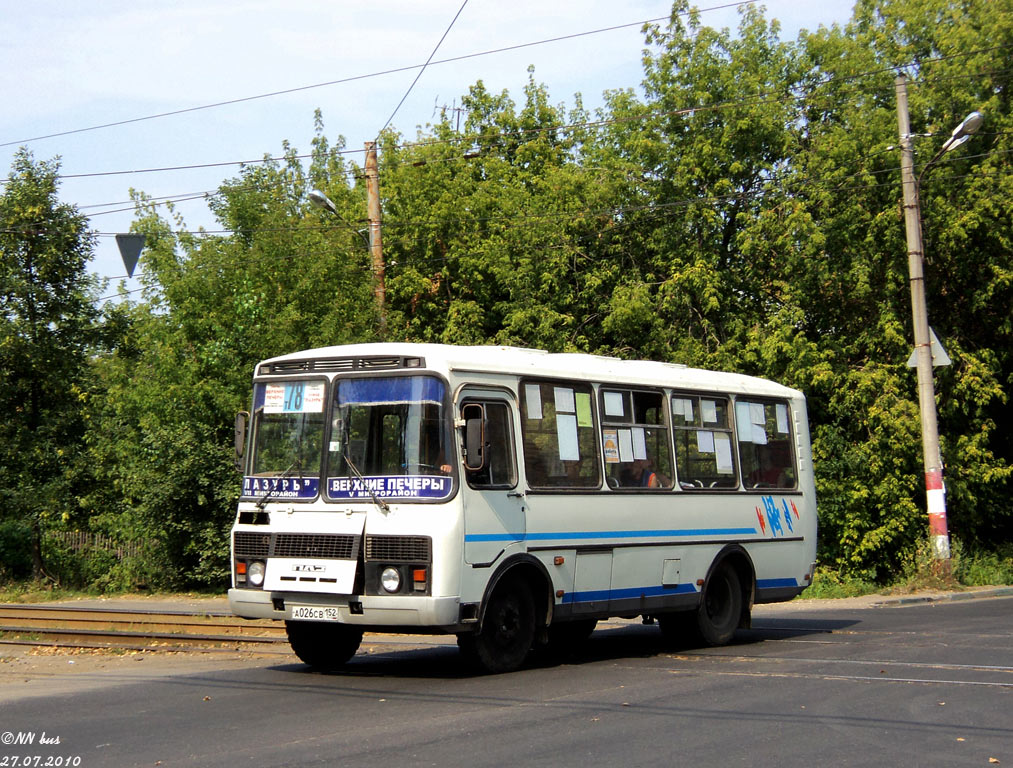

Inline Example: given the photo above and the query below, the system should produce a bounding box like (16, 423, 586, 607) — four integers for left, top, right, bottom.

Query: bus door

(459, 391, 524, 566)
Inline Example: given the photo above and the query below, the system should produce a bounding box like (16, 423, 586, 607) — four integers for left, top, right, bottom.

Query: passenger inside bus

(744, 440, 795, 488)
(619, 458, 670, 488)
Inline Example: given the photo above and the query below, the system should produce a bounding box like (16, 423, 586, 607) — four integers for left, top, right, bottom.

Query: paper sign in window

(602, 429, 620, 463)
(264, 384, 286, 413)
(618, 428, 634, 462)
(776, 403, 790, 435)
(525, 384, 543, 420)
(675, 397, 694, 423)
(264, 382, 324, 413)
(696, 430, 715, 454)
(752, 424, 768, 446)
(604, 391, 625, 417)
(714, 433, 734, 473)
(701, 399, 718, 425)
(576, 392, 593, 427)
(736, 402, 753, 442)
(632, 427, 648, 460)
(556, 414, 580, 460)
(750, 402, 766, 426)
(554, 387, 575, 414)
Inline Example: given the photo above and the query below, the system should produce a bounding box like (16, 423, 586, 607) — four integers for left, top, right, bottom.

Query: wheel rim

(491, 597, 521, 648)
(704, 569, 735, 627)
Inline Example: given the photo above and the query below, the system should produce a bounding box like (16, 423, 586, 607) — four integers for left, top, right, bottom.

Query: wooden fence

(47, 531, 142, 560)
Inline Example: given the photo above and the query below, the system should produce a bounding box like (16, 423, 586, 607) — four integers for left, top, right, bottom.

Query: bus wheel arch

(698, 545, 755, 643)
(481, 554, 554, 632)
(458, 555, 552, 673)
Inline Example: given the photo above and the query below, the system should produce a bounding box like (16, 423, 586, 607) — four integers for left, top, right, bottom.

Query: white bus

(229, 343, 817, 673)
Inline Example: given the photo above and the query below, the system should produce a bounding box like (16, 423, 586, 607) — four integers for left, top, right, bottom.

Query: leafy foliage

(2, 0, 1010, 590)
(0, 150, 100, 580)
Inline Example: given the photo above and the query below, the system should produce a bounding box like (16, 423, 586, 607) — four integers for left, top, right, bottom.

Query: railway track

(0, 603, 291, 654)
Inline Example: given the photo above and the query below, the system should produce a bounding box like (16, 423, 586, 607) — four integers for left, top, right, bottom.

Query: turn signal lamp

(412, 568, 427, 591)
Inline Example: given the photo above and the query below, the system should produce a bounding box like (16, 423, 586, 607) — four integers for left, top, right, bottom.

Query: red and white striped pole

(896, 74, 951, 560)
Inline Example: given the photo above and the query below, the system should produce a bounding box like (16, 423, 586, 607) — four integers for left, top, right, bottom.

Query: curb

(870, 586, 1013, 607)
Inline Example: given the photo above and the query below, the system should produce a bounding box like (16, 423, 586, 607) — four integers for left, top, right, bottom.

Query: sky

(1, 0, 855, 302)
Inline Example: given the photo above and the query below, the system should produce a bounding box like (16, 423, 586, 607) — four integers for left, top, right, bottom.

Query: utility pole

(365, 141, 386, 330)
(895, 73, 950, 562)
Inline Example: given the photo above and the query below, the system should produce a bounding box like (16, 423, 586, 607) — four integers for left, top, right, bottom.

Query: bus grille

(234, 532, 271, 558)
(365, 535, 431, 563)
(274, 533, 357, 559)
(234, 532, 358, 560)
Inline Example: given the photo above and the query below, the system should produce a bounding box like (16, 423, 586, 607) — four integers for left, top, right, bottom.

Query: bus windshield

(327, 375, 453, 501)
(250, 379, 326, 476)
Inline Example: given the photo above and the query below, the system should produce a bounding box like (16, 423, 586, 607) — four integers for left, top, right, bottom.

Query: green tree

(84, 122, 376, 587)
(0, 149, 100, 580)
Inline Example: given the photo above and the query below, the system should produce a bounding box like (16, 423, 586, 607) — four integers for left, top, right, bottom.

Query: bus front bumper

(228, 588, 462, 629)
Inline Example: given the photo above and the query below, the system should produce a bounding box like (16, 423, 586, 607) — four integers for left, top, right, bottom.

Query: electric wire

(30, 54, 1011, 191)
(374, 0, 470, 141)
(2, 3, 755, 150)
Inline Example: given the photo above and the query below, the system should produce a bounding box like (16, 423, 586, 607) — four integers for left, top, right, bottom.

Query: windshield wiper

(255, 460, 302, 511)
(343, 451, 390, 513)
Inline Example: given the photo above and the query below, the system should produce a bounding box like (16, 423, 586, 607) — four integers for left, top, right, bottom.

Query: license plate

(290, 605, 340, 621)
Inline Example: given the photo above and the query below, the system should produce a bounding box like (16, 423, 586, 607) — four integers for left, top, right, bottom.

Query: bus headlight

(380, 567, 401, 593)
(248, 560, 266, 587)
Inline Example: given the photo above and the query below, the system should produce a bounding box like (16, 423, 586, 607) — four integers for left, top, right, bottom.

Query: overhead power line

(2, 3, 757, 150)
(375, 0, 470, 140)
(33, 52, 1010, 190)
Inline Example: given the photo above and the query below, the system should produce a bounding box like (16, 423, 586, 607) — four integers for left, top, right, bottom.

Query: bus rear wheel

(458, 578, 535, 673)
(285, 620, 363, 671)
(695, 563, 742, 645)
(657, 563, 742, 647)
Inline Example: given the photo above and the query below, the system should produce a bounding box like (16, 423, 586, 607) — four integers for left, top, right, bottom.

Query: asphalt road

(1, 595, 1010, 768)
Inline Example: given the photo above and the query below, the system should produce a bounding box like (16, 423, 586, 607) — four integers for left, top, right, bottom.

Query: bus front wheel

(458, 577, 535, 673)
(285, 620, 363, 671)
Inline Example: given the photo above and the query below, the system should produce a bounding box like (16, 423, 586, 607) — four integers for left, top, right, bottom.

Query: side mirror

(462, 403, 485, 471)
(234, 411, 249, 472)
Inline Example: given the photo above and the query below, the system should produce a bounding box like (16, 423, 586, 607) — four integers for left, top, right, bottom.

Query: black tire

(286, 620, 363, 671)
(536, 618, 597, 661)
(695, 563, 742, 646)
(458, 577, 535, 673)
(546, 619, 597, 648)
(656, 610, 695, 646)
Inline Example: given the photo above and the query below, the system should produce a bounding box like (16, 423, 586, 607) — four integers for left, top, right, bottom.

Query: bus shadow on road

(273, 616, 861, 678)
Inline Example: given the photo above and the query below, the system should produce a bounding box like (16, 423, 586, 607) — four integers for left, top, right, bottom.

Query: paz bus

(229, 343, 817, 673)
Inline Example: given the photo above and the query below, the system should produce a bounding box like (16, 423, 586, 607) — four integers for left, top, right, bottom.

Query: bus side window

(735, 400, 797, 489)
(600, 388, 673, 490)
(672, 394, 738, 489)
(464, 401, 517, 490)
(520, 380, 601, 490)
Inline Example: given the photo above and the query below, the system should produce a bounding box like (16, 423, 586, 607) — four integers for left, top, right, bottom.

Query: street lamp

(308, 189, 369, 247)
(895, 73, 983, 563)
(309, 179, 385, 329)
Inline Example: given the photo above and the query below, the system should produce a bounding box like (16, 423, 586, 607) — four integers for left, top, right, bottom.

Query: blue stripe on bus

(562, 583, 699, 604)
(563, 579, 798, 605)
(464, 527, 758, 543)
(756, 577, 800, 589)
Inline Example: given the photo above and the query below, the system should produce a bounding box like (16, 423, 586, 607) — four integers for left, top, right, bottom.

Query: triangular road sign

(115, 233, 145, 278)
(907, 327, 951, 368)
